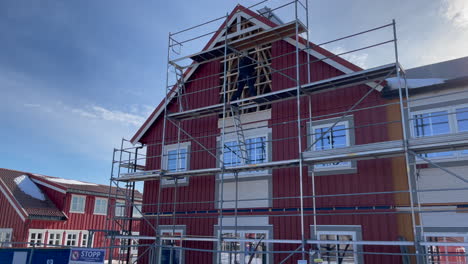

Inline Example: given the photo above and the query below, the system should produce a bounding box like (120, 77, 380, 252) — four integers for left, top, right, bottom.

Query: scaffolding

(107, 1, 468, 263)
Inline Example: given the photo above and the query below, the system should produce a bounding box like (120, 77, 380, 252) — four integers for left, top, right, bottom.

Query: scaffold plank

(115, 133, 468, 182)
(168, 63, 397, 120)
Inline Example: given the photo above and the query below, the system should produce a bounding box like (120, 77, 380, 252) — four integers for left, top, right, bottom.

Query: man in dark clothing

(230, 52, 257, 104)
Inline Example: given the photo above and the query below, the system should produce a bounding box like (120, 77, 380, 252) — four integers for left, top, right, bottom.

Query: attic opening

(218, 15, 272, 116)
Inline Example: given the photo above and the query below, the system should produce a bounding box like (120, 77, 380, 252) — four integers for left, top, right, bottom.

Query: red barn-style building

(121, 4, 416, 264)
(0, 168, 142, 261)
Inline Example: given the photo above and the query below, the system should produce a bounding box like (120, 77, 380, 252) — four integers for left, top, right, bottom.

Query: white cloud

(0, 68, 153, 161)
(441, 0, 468, 28)
(329, 46, 369, 69)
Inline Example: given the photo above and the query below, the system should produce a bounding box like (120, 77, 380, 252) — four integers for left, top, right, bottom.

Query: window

(162, 142, 190, 185)
(311, 120, 352, 170)
(94, 198, 108, 215)
(28, 230, 44, 247)
(65, 232, 79, 246)
(120, 232, 139, 256)
(425, 232, 467, 264)
(132, 203, 142, 218)
(223, 136, 267, 167)
(317, 231, 358, 264)
(47, 231, 62, 246)
(167, 149, 187, 172)
(70, 195, 86, 213)
(312, 226, 362, 264)
(456, 107, 468, 132)
(81, 231, 91, 247)
(413, 111, 450, 137)
(115, 200, 125, 217)
(160, 229, 184, 264)
(0, 228, 12, 247)
(412, 105, 468, 161)
(220, 231, 267, 264)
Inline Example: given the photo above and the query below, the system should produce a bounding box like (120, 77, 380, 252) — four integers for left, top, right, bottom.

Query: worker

(230, 50, 257, 105)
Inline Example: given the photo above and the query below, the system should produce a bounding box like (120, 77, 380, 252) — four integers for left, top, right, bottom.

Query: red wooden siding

(137, 37, 402, 263)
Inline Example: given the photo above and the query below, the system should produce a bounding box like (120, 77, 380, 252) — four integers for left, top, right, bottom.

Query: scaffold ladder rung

(230, 105, 249, 163)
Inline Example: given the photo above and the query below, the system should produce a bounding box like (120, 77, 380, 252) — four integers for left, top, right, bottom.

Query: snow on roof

(386, 77, 446, 89)
(46, 177, 98, 186)
(14, 175, 46, 201)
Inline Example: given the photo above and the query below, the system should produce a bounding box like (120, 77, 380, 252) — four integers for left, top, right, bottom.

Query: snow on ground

(14, 175, 46, 201)
(386, 78, 446, 89)
(46, 178, 98, 186)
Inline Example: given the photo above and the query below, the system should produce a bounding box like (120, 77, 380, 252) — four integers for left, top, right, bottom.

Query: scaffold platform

(167, 63, 397, 120)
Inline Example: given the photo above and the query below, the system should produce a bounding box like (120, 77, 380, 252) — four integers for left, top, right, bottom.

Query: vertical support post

(106, 148, 117, 263)
(218, 12, 230, 264)
(155, 31, 174, 264)
(393, 19, 422, 264)
(294, 0, 307, 260)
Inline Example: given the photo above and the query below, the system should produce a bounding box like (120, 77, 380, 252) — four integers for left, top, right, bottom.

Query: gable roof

(30, 173, 143, 201)
(0, 168, 66, 221)
(131, 4, 371, 145)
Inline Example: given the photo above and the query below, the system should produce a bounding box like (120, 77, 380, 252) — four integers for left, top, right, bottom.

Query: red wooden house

(127, 4, 411, 264)
(0, 168, 142, 261)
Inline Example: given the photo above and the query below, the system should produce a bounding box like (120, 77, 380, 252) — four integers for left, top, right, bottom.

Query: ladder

(230, 105, 249, 163)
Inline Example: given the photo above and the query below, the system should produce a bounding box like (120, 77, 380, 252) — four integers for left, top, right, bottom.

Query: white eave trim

(32, 178, 67, 194)
(0, 181, 27, 221)
(131, 10, 379, 145)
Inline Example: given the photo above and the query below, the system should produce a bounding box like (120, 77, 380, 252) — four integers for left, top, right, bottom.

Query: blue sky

(1, 0, 467, 187)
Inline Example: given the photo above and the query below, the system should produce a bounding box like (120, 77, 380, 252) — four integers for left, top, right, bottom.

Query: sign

(120, 170, 161, 178)
(69, 248, 106, 264)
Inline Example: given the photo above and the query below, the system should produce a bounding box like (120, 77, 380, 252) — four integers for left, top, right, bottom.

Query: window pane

(314, 125, 347, 150)
(168, 150, 178, 172)
(319, 233, 356, 264)
(224, 141, 241, 167)
(457, 107, 468, 132)
(167, 149, 187, 172)
(246, 137, 266, 164)
(414, 111, 450, 137)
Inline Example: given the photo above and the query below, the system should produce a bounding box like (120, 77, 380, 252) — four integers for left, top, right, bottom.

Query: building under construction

(107, 1, 468, 263)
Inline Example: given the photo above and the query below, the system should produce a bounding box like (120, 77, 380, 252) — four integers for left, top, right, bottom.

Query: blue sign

(69, 248, 106, 264)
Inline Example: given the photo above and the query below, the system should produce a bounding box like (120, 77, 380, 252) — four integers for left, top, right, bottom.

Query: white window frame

(47, 230, 63, 247)
(310, 119, 353, 171)
(0, 228, 13, 247)
(316, 230, 359, 264)
(411, 104, 468, 162)
(424, 231, 468, 264)
(159, 228, 185, 264)
(219, 128, 271, 178)
(93, 197, 108, 215)
(65, 231, 79, 246)
(218, 229, 269, 264)
(81, 231, 91, 247)
(28, 229, 45, 247)
(119, 231, 139, 256)
(162, 142, 190, 185)
(70, 194, 86, 214)
(115, 200, 126, 217)
(132, 203, 143, 218)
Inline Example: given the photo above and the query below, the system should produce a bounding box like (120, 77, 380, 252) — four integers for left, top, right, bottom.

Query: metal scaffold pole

(294, 0, 306, 260)
(218, 12, 230, 264)
(393, 19, 422, 264)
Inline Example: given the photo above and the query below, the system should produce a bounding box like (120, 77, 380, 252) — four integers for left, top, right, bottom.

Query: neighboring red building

(0, 168, 142, 261)
(126, 5, 411, 264)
